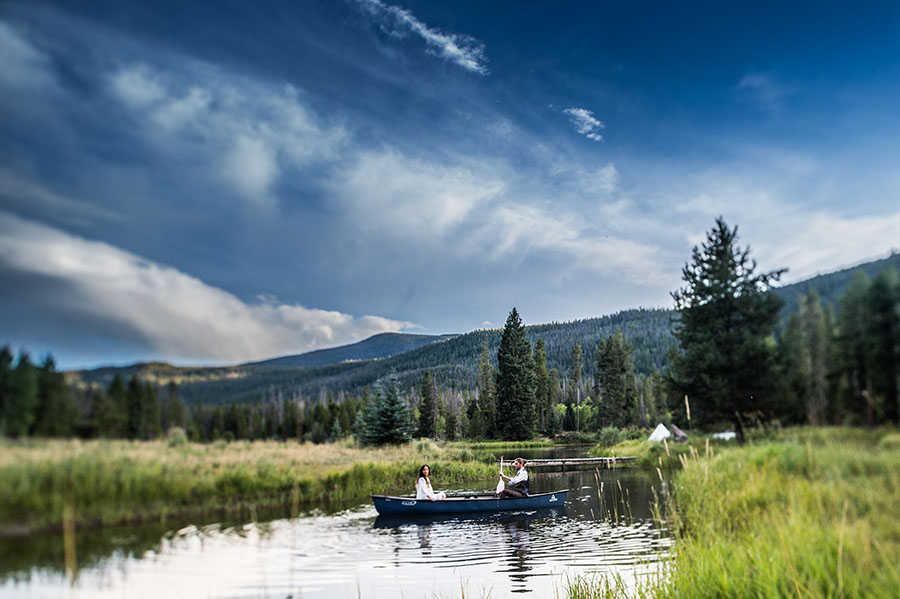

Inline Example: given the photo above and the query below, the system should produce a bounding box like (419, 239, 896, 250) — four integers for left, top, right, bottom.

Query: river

(0, 448, 672, 598)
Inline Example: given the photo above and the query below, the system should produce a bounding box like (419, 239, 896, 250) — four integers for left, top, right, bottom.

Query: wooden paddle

(495, 455, 505, 495)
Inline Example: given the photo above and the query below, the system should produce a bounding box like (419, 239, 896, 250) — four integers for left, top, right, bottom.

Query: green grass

(0, 438, 499, 535)
(571, 427, 900, 599)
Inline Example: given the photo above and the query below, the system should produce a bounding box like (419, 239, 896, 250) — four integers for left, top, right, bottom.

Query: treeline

(776, 269, 900, 426)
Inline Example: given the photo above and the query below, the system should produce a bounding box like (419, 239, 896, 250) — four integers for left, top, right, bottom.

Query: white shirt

(507, 467, 528, 487)
(416, 477, 436, 499)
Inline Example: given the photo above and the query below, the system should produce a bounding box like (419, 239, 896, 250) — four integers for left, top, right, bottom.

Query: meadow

(571, 427, 900, 599)
(0, 437, 500, 536)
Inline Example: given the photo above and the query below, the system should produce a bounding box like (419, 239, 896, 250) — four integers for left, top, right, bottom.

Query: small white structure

(648, 423, 671, 442)
(712, 431, 736, 441)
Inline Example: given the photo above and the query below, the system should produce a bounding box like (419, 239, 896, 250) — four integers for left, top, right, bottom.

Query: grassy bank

(0, 438, 500, 536)
(572, 428, 900, 598)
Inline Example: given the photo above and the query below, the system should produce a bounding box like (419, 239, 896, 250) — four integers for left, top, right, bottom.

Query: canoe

(373, 505, 566, 529)
(371, 489, 569, 516)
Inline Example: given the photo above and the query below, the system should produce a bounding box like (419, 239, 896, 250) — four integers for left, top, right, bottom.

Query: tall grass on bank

(0, 438, 498, 535)
(573, 428, 900, 599)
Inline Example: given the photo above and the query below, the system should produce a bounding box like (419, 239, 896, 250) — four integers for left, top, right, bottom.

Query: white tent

(648, 423, 671, 442)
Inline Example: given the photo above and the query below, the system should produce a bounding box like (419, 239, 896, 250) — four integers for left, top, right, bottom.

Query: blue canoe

(371, 489, 569, 516)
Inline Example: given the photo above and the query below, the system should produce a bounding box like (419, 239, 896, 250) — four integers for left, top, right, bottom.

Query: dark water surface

(1, 450, 672, 598)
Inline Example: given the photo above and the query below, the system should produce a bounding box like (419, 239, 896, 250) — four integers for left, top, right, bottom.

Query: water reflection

(1, 467, 672, 598)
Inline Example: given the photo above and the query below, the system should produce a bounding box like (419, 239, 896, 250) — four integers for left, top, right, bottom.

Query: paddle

(495, 455, 505, 495)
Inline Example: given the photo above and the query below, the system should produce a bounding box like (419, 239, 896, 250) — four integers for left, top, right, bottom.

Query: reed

(0, 438, 498, 535)
(570, 427, 900, 599)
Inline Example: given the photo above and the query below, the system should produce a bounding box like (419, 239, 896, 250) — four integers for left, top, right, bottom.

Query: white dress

(416, 477, 446, 500)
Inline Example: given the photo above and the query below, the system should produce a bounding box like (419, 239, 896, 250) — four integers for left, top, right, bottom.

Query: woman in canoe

(416, 464, 447, 501)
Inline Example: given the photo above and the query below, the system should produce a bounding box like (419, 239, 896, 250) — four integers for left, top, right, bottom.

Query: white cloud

(107, 66, 346, 204)
(222, 135, 278, 204)
(353, 0, 489, 74)
(109, 67, 166, 108)
(0, 212, 416, 363)
(335, 150, 505, 237)
(563, 107, 605, 141)
(664, 169, 900, 282)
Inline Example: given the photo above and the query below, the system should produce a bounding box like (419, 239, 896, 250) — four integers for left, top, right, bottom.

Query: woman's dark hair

(418, 464, 430, 484)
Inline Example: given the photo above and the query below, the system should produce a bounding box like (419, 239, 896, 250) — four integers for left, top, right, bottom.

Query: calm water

(1, 452, 672, 598)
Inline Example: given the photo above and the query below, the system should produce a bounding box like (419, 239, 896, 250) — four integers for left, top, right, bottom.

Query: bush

(167, 427, 188, 447)
(596, 427, 625, 447)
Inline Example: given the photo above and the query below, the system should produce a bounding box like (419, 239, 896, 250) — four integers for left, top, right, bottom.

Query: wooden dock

(499, 457, 637, 470)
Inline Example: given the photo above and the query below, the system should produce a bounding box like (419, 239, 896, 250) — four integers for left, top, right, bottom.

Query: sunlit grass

(0, 437, 499, 534)
(570, 427, 900, 598)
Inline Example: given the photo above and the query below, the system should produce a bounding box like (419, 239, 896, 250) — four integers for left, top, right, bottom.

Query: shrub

(596, 427, 625, 447)
(167, 427, 188, 447)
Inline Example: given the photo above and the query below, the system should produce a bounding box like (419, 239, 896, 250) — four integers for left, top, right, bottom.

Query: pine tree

(444, 401, 458, 441)
(0, 346, 12, 433)
(126, 376, 144, 439)
(282, 398, 298, 439)
(417, 370, 437, 438)
(162, 381, 184, 432)
(5, 351, 38, 437)
(476, 339, 496, 438)
(798, 292, 830, 425)
(106, 374, 128, 437)
(867, 268, 900, 423)
(534, 339, 551, 432)
(141, 381, 161, 439)
(496, 307, 536, 440)
(668, 217, 785, 443)
(596, 330, 636, 429)
(33, 355, 77, 437)
(359, 375, 413, 445)
(836, 273, 875, 424)
(570, 344, 584, 430)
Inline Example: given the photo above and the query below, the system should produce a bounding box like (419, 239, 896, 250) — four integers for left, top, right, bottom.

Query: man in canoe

(497, 457, 529, 498)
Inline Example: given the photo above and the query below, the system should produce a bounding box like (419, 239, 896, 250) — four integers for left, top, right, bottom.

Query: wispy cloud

(352, 0, 489, 74)
(0, 212, 416, 364)
(107, 64, 346, 205)
(0, 21, 55, 91)
(0, 169, 122, 226)
(563, 107, 605, 141)
(736, 73, 790, 112)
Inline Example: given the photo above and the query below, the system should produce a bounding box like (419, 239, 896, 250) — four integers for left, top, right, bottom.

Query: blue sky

(2, 0, 899, 368)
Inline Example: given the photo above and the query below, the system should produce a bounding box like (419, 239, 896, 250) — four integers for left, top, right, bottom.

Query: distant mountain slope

(776, 252, 900, 318)
(243, 332, 457, 367)
(69, 252, 900, 405)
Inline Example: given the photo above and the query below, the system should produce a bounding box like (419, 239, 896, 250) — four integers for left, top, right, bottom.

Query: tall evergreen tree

(596, 330, 637, 429)
(5, 351, 38, 437)
(867, 268, 900, 423)
(798, 292, 830, 425)
(282, 398, 298, 439)
(476, 339, 497, 438)
(417, 370, 437, 438)
(570, 343, 584, 430)
(0, 346, 12, 433)
(126, 376, 144, 439)
(836, 273, 875, 424)
(33, 355, 77, 437)
(141, 381, 161, 439)
(162, 381, 184, 432)
(496, 307, 536, 440)
(106, 374, 128, 437)
(668, 217, 785, 443)
(534, 339, 551, 432)
(359, 375, 413, 445)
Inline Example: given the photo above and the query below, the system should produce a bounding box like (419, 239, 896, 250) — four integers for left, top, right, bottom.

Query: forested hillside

(244, 332, 457, 367)
(66, 252, 899, 406)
